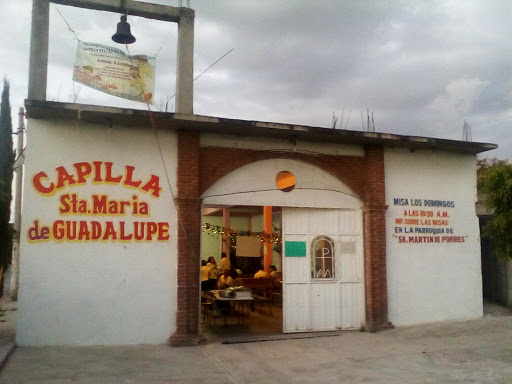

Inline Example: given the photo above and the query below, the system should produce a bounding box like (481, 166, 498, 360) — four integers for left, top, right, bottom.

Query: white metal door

(282, 208, 365, 332)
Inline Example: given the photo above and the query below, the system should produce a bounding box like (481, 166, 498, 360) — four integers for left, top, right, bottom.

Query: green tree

(477, 158, 512, 259)
(0, 78, 14, 292)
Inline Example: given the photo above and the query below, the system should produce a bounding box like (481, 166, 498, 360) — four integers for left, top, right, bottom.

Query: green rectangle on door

(285, 241, 306, 257)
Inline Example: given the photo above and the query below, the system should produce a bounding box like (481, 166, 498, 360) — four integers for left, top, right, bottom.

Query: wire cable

(163, 48, 235, 108)
(201, 187, 360, 200)
(55, 6, 80, 41)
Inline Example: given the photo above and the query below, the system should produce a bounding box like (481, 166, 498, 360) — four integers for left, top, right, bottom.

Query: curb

(0, 343, 16, 371)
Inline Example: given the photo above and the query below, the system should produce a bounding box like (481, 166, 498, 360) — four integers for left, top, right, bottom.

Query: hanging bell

(112, 15, 136, 44)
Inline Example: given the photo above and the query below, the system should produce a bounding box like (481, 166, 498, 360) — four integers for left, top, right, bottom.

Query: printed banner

(73, 41, 155, 104)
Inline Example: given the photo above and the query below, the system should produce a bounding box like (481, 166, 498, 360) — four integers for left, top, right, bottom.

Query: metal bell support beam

(29, 0, 194, 114)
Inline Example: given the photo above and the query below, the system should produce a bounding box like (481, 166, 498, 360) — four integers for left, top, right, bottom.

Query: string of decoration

(202, 223, 281, 244)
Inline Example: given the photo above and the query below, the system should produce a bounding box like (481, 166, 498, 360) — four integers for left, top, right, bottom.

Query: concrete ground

(0, 304, 511, 383)
(0, 267, 16, 371)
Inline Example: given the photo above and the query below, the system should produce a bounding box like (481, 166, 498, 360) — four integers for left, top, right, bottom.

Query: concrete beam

(28, 0, 195, 110)
(176, 12, 194, 114)
(50, 0, 194, 23)
(23, 100, 499, 155)
(28, 0, 49, 100)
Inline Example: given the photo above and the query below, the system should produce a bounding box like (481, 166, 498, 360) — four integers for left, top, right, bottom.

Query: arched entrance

(171, 134, 390, 345)
(201, 159, 365, 333)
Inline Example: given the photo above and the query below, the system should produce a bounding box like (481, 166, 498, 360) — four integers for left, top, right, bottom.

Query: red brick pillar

(169, 131, 203, 346)
(363, 145, 393, 332)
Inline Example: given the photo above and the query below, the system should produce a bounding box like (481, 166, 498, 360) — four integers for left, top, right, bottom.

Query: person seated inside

(254, 265, 268, 279)
(217, 269, 233, 289)
(200, 259, 210, 291)
(231, 269, 243, 287)
(269, 265, 278, 280)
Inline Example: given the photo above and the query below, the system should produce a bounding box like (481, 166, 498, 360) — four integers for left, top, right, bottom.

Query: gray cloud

(1, 0, 510, 158)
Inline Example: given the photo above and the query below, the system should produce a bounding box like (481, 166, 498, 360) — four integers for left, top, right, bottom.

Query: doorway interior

(200, 204, 283, 340)
(199, 204, 365, 340)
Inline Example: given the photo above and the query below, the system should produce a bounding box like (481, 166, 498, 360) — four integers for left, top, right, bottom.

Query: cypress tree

(478, 158, 512, 260)
(0, 78, 15, 295)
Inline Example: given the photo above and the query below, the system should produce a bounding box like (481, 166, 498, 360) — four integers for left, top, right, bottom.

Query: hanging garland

(202, 222, 281, 244)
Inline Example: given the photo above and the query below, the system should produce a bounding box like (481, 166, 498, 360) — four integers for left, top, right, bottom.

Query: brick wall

(199, 147, 367, 197)
(169, 131, 203, 346)
(171, 137, 391, 344)
(362, 146, 391, 331)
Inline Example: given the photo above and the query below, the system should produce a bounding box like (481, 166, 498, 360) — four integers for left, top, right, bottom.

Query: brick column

(363, 145, 393, 332)
(169, 131, 203, 346)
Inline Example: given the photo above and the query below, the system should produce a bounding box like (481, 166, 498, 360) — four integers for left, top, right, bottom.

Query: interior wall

(201, 212, 283, 274)
(200, 215, 252, 263)
(385, 148, 483, 325)
(17, 119, 178, 346)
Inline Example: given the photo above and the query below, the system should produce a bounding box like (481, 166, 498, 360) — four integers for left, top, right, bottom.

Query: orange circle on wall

(276, 171, 296, 192)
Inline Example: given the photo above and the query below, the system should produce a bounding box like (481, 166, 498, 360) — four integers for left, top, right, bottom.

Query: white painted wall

(201, 158, 362, 209)
(17, 119, 178, 346)
(201, 133, 364, 157)
(385, 148, 483, 325)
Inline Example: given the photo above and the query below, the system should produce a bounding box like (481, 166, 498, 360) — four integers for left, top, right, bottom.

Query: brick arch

(171, 132, 390, 345)
(198, 145, 390, 331)
(199, 147, 368, 203)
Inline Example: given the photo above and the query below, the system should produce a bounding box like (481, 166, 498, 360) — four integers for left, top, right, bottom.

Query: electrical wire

(56, 6, 200, 262)
(161, 48, 235, 109)
(154, 25, 174, 58)
(201, 187, 360, 200)
(55, 7, 80, 41)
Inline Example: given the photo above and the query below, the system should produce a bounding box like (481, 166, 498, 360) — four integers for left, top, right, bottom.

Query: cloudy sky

(1, 0, 510, 159)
